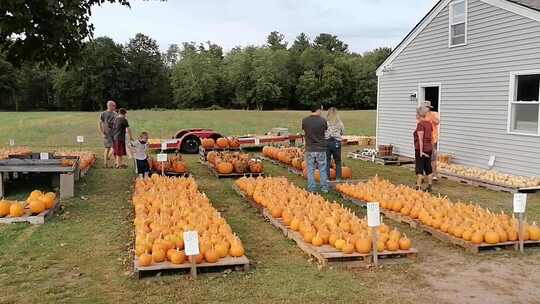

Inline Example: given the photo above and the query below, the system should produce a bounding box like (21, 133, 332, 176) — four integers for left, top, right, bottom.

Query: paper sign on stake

(9, 139, 14, 146)
(76, 136, 84, 143)
(371, 154, 376, 162)
(488, 155, 496, 168)
(161, 142, 167, 151)
(513, 193, 527, 213)
(157, 153, 167, 162)
(40, 152, 49, 160)
(367, 202, 380, 227)
(183, 231, 200, 256)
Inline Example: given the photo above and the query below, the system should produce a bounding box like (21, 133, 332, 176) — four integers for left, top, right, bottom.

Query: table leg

(0, 173, 4, 198)
(60, 173, 75, 199)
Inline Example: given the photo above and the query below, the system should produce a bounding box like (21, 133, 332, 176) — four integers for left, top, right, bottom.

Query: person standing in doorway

(422, 101, 440, 180)
(98, 100, 117, 168)
(302, 105, 329, 193)
(325, 107, 345, 181)
(112, 108, 133, 169)
(414, 106, 434, 192)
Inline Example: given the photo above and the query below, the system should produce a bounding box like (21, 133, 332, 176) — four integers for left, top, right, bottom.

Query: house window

(449, 0, 467, 46)
(509, 73, 540, 135)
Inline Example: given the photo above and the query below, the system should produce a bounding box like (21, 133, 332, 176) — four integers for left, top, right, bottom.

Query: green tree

(319, 64, 343, 106)
(296, 70, 320, 108)
(266, 31, 287, 51)
(290, 33, 310, 54)
(314, 33, 348, 53)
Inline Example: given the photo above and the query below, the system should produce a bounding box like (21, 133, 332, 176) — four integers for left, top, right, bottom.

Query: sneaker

(426, 185, 433, 193)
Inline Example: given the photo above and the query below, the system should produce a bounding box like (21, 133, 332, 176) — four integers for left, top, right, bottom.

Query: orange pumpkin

(202, 138, 215, 149)
(216, 138, 229, 148)
(0, 201, 11, 217)
(138, 253, 153, 267)
(9, 203, 24, 217)
(216, 162, 234, 174)
(228, 137, 240, 148)
(249, 162, 263, 173)
(171, 161, 187, 173)
(29, 199, 45, 214)
(341, 166, 352, 179)
(207, 151, 218, 164)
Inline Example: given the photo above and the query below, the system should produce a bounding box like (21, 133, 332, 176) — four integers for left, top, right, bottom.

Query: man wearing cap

(98, 100, 117, 168)
(422, 101, 440, 180)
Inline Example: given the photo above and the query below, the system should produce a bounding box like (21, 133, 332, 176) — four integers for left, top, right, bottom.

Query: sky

(90, 0, 439, 54)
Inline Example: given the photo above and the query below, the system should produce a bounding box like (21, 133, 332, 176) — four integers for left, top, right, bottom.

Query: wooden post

(189, 255, 197, 279)
(0, 172, 4, 198)
(60, 173, 75, 199)
(372, 227, 378, 267)
(518, 212, 525, 253)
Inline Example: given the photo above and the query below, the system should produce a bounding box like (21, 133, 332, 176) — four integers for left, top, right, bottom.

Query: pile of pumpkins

(336, 176, 540, 244)
(0, 190, 57, 217)
(235, 176, 412, 254)
(56, 151, 96, 171)
(201, 137, 241, 150)
(438, 163, 540, 188)
(133, 175, 245, 267)
(0, 147, 32, 160)
(207, 151, 263, 175)
(149, 155, 188, 174)
(262, 146, 352, 180)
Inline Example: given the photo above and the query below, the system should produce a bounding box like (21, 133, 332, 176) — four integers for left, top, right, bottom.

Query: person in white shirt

(131, 132, 150, 178)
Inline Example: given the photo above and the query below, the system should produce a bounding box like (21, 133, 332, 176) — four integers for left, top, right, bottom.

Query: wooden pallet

(338, 192, 540, 253)
(439, 171, 540, 194)
(234, 187, 417, 267)
(150, 170, 190, 178)
(201, 161, 264, 179)
(134, 255, 250, 278)
(0, 199, 60, 225)
(347, 152, 414, 166)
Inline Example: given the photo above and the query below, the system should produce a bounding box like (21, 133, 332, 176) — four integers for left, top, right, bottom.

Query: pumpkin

(171, 161, 187, 173)
(341, 167, 352, 179)
(216, 138, 229, 148)
(355, 238, 371, 253)
(528, 222, 540, 241)
(229, 243, 245, 257)
(202, 138, 215, 149)
(398, 235, 412, 250)
(471, 231, 484, 244)
(0, 201, 11, 217)
(249, 162, 263, 173)
(9, 203, 24, 217)
(215, 242, 229, 258)
(139, 253, 153, 267)
(484, 230, 500, 244)
(228, 137, 241, 148)
(205, 248, 220, 263)
(170, 250, 186, 264)
(386, 239, 399, 251)
(207, 151, 218, 164)
(152, 248, 166, 263)
(216, 162, 234, 174)
(233, 160, 248, 173)
(312, 234, 324, 246)
(42, 192, 56, 209)
(29, 199, 45, 214)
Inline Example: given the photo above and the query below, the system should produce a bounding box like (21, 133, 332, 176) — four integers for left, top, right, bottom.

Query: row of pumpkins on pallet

(262, 146, 353, 180)
(134, 175, 245, 267)
(0, 190, 57, 217)
(201, 137, 241, 150)
(438, 162, 540, 188)
(56, 151, 97, 170)
(148, 155, 188, 174)
(235, 177, 413, 254)
(207, 151, 263, 174)
(0, 147, 32, 160)
(336, 176, 540, 244)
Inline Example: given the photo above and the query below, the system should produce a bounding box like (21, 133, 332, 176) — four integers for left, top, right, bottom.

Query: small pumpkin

(205, 248, 220, 263)
(484, 230, 500, 244)
(202, 138, 215, 149)
(170, 250, 186, 264)
(9, 203, 24, 217)
(29, 199, 45, 214)
(398, 235, 412, 250)
(229, 243, 245, 257)
(216, 138, 229, 149)
(528, 222, 540, 241)
(152, 248, 166, 263)
(355, 238, 371, 253)
(228, 137, 240, 148)
(0, 201, 11, 217)
(138, 253, 153, 267)
(341, 166, 352, 179)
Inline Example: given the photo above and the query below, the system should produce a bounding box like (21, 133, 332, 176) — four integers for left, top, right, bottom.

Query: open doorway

(418, 84, 440, 112)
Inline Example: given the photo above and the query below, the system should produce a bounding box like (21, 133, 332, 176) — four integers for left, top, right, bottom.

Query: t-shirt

(414, 120, 433, 152)
(130, 140, 148, 160)
(427, 111, 440, 144)
(100, 111, 117, 136)
(302, 115, 327, 152)
(112, 116, 129, 141)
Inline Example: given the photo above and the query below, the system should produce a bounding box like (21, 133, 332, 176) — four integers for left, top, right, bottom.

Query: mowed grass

(0, 110, 539, 304)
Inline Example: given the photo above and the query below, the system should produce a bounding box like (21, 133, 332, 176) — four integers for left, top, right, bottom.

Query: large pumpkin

(341, 166, 352, 179)
(249, 162, 263, 173)
(216, 138, 229, 149)
(207, 151, 218, 164)
(9, 203, 24, 217)
(0, 201, 11, 217)
(202, 138, 215, 149)
(171, 162, 187, 173)
(228, 137, 240, 148)
(216, 162, 234, 174)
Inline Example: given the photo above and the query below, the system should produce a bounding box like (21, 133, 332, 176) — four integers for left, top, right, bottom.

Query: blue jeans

(326, 138, 342, 180)
(305, 152, 329, 192)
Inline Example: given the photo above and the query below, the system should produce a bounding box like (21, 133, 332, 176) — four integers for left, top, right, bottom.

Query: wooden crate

(439, 171, 540, 194)
(234, 186, 417, 267)
(201, 161, 264, 179)
(134, 255, 250, 278)
(0, 199, 60, 225)
(347, 152, 414, 166)
(338, 192, 540, 253)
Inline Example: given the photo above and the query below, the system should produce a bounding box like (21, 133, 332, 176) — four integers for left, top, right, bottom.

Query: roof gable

(376, 0, 540, 76)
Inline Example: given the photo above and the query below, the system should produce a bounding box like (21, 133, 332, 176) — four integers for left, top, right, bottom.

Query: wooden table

(0, 159, 78, 199)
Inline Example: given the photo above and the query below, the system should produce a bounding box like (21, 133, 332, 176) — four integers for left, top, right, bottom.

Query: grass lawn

(0, 110, 539, 304)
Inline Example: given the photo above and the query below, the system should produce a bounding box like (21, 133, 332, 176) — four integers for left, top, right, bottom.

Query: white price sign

(9, 139, 14, 146)
(157, 153, 167, 162)
(367, 202, 381, 227)
(513, 193, 527, 213)
(76, 136, 84, 143)
(371, 154, 376, 162)
(183, 231, 200, 256)
(161, 142, 167, 151)
(40, 152, 49, 160)
(488, 155, 496, 167)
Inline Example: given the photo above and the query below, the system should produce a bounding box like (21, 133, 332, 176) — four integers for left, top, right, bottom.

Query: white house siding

(377, 0, 540, 177)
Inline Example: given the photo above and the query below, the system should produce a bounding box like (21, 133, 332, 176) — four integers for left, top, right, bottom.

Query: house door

(419, 85, 440, 112)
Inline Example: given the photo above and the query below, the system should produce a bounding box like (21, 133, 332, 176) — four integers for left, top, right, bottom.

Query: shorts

(431, 142, 438, 161)
(136, 159, 150, 174)
(104, 134, 113, 148)
(113, 140, 126, 156)
(415, 150, 433, 175)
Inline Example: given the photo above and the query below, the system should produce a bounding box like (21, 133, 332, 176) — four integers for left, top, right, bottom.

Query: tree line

(0, 31, 391, 111)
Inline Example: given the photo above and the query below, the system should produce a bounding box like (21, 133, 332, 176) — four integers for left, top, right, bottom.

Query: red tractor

(148, 129, 224, 154)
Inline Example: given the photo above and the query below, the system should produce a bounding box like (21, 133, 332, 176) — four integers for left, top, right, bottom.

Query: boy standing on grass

(112, 108, 133, 169)
(131, 132, 150, 178)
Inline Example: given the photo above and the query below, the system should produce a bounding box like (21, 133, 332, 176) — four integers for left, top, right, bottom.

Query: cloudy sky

(91, 0, 438, 53)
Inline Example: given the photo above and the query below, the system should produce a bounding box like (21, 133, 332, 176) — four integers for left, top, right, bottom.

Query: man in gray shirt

(98, 100, 117, 168)
(302, 105, 329, 193)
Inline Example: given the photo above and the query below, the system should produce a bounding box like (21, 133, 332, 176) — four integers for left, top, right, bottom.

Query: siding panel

(378, 0, 540, 177)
